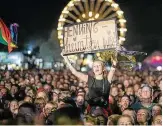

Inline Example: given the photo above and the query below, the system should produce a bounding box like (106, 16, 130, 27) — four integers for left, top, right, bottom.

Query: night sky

(0, 0, 162, 55)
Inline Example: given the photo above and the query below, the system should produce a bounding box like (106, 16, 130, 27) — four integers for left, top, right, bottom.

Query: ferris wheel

(57, 0, 127, 61)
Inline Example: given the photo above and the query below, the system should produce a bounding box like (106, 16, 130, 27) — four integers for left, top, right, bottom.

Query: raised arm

(107, 55, 117, 83)
(61, 53, 88, 83)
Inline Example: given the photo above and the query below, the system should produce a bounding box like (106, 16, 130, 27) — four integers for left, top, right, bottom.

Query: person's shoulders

(131, 102, 142, 110)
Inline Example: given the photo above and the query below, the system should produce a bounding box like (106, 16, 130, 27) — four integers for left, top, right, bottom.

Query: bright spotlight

(27, 50, 31, 55)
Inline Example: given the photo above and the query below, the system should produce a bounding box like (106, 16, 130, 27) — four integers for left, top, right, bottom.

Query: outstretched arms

(61, 53, 88, 83)
(107, 55, 117, 83)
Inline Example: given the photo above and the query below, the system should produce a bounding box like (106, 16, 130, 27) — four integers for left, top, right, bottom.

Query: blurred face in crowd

(46, 74, 52, 84)
(118, 116, 133, 126)
(110, 87, 119, 97)
(133, 84, 140, 93)
(10, 100, 19, 115)
(141, 86, 152, 99)
(120, 96, 130, 111)
(152, 115, 162, 126)
(123, 80, 130, 88)
(122, 110, 136, 123)
(24, 96, 33, 103)
(152, 105, 162, 116)
(76, 95, 84, 106)
(1, 88, 7, 96)
(126, 87, 134, 96)
(63, 83, 69, 90)
(137, 109, 148, 124)
(5, 83, 11, 90)
(43, 84, 51, 93)
(30, 77, 35, 84)
(53, 92, 59, 102)
(93, 61, 104, 76)
(70, 85, 76, 92)
(26, 89, 35, 98)
(36, 91, 48, 102)
(44, 103, 55, 116)
(11, 85, 18, 95)
(84, 87, 89, 94)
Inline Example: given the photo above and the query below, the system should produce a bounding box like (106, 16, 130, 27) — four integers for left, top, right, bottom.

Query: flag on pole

(0, 18, 17, 53)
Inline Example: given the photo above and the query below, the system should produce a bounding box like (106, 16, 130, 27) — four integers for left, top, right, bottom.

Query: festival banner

(62, 19, 119, 55)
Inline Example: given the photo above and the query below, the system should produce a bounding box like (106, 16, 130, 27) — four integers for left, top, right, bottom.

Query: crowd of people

(0, 61, 162, 125)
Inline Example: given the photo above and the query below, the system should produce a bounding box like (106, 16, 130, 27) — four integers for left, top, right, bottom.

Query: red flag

(0, 18, 13, 53)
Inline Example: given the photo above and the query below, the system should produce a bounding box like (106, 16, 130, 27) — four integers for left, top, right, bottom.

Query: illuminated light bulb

(119, 37, 125, 41)
(76, 19, 81, 22)
(116, 10, 124, 16)
(60, 43, 64, 47)
(82, 13, 86, 18)
(57, 27, 63, 30)
(58, 23, 62, 27)
(59, 18, 66, 22)
(108, 0, 113, 2)
(95, 13, 100, 19)
(119, 19, 126, 23)
(89, 11, 93, 17)
(111, 3, 119, 8)
(58, 31, 62, 36)
(88, 18, 95, 21)
(68, 1, 74, 7)
(62, 10, 69, 14)
(58, 35, 63, 39)
(119, 28, 127, 32)
(96, 53, 100, 57)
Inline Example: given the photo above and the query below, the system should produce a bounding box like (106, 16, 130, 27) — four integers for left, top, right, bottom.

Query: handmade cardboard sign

(62, 19, 119, 55)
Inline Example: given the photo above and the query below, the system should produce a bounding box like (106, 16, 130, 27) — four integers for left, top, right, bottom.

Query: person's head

(52, 90, 60, 103)
(152, 115, 162, 126)
(141, 85, 152, 99)
(9, 100, 19, 115)
(122, 108, 136, 124)
(26, 88, 35, 98)
(117, 115, 134, 125)
(70, 85, 76, 92)
(44, 102, 57, 117)
(107, 114, 121, 125)
(36, 91, 48, 102)
(43, 84, 52, 93)
(126, 86, 134, 96)
(5, 83, 12, 90)
(52, 106, 84, 125)
(1, 88, 7, 96)
(152, 104, 162, 116)
(133, 84, 140, 95)
(63, 83, 69, 90)
(11, 85, 19, 95)
(30, 77, 35, 84)
(17, 103, 36, 125)
(24, 96, 33, 103)
(110, 86, 119, 97)
(119, 95, 130, 111)
(123, 80, 130, 88)
(34, 98, 46, 113)
(92, 60, 104, 76)
(46, 74, 52, 84)
(137, 108, 150, 125)
(76, 95, 84, 106)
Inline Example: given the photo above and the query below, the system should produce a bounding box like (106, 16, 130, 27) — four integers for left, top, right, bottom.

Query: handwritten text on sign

(63, 19, 118, 55)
